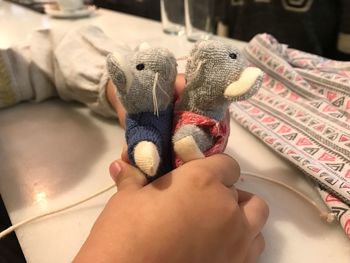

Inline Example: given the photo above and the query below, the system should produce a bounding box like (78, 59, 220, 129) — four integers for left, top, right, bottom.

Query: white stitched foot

(134, 141, 160, 177)
(174, 135, 205, 163)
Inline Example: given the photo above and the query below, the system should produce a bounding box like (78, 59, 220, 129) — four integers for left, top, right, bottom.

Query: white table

(0, 1, 349, 262)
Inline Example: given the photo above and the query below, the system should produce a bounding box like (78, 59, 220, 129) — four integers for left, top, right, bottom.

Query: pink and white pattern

(230, 34, 350, 238)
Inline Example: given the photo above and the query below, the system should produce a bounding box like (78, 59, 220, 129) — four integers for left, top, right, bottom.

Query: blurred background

(4, 0, 350, 60)
(93, 0, 350, 60)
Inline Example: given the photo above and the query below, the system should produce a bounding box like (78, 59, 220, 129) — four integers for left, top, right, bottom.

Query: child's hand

(74, 154, 269, 263)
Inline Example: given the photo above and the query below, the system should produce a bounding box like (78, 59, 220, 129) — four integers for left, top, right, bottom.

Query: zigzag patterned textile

(230, 34, 350, 238)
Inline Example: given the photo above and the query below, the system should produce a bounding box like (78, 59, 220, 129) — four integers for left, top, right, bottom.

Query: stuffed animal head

(107, 43, 177, 114)
(179, 40, 263, 120)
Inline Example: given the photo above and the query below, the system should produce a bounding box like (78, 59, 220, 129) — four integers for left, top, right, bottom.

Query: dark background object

(93, 0, 161, 20)
(0, 196, 26, 263)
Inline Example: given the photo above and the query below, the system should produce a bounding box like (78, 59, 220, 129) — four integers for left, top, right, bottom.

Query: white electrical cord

(0, 184, 115, 239)
(0, 171, 336, 239)
(241, 171, 336, 223)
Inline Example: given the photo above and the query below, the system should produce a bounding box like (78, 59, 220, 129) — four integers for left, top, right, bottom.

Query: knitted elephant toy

(173, 40, 264, 166)
(107, 43, 177, 180)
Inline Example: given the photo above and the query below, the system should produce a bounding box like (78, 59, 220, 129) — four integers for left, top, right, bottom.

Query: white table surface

(0, 1, 349, 262)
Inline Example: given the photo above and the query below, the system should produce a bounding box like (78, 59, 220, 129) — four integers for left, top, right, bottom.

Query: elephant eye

(229, 53, 237, 59)
(136, 63, 145, 70)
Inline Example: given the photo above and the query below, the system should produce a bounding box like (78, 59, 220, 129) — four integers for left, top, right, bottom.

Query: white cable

(0, 184, 116, 239)
(0, 170, 336, 239)
(241, 171, 336, 223)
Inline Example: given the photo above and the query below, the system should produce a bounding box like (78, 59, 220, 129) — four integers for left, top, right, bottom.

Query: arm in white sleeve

(0, 25, 130, 118)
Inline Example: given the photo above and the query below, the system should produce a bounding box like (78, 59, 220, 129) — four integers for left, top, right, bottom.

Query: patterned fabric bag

(230, 34, 350, 237)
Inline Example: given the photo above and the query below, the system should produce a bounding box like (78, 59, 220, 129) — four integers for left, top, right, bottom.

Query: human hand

(74, 154, 269, 263)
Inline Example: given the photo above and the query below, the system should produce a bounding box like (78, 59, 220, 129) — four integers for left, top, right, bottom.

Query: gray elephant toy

(107, 43, 177, 180)
(173, 40, 264, 165)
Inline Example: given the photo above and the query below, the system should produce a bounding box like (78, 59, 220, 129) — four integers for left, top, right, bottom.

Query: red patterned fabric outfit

(173, 111, 230, 167)
(231, 33, 350, 238)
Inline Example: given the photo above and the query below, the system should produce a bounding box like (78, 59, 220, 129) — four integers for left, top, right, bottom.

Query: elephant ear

(224, 67, 263, 98)
(106, 52, 132, 95)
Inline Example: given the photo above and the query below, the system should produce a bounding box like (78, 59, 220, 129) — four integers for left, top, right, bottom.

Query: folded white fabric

(0, 25, 131, 117)
(231, 33, 350, 238)
(0, 46, 36, 108)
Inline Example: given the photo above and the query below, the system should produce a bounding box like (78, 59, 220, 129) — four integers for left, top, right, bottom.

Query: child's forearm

(1, 26, 130, 120)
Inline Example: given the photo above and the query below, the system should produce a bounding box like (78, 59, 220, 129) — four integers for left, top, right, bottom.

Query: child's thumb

(109, 160, 147, 191)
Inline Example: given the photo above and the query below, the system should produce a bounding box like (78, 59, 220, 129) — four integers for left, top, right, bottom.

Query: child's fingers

(243, 233, 266, 263)
(115, 97, 126, 129)
(174, 74, 185, 99)
(106, 79, 126, 129)
(121, 144, 130, 163)
(237, 190, 269, 239)
(183, 154, 241, 188)
(109, 160, 147, 192)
